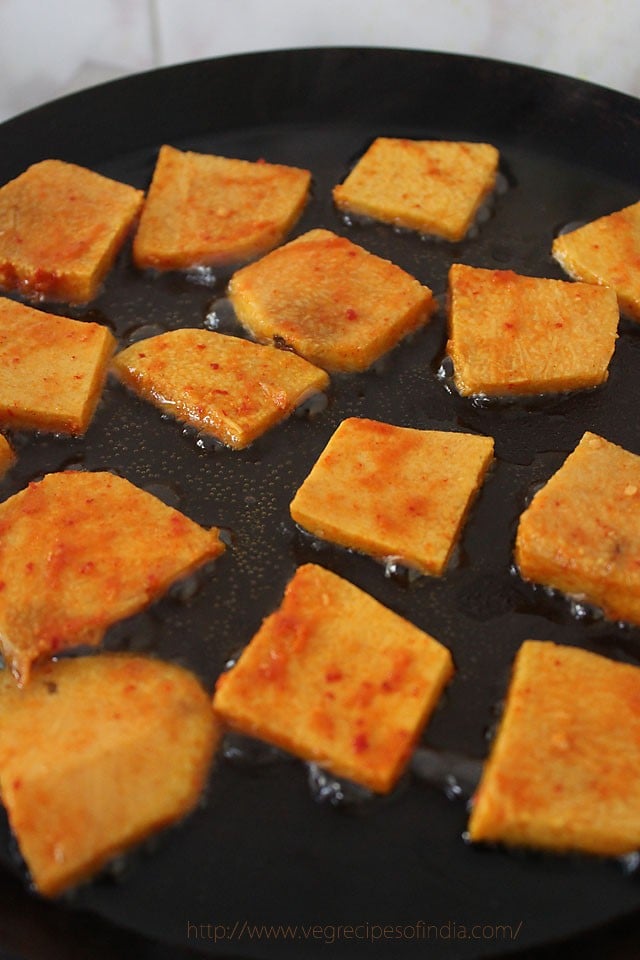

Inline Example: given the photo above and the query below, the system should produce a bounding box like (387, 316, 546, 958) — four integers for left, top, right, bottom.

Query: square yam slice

(290, 418, 494, 575)
(515, 431, 640, 625)
(552, 200, 640, 321)
(333, 138, 499, 241)
(133, 144, 311, 270)
(0, 159, 144, 303)
(228, 228, 434, 372)
(213, 563, 454, 793)
(468, 640, 640, 856)
(0, 654, 218, 896)
(0, 297, 115, 434)
(447, 264, 618, 396)
(0, 471, 224, 684)
(113, 329, 329, 449)
(0, 436, 15, 478)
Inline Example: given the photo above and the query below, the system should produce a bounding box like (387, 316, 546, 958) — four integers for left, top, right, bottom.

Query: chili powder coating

(469, 641, 640, 856)
(0, 471, 224, 684)
(0, 159, 143, 304)
(290, 417, 494, 576)
(213, 563, 454, 794)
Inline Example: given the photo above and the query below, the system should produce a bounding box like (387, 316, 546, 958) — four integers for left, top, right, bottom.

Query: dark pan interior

(1, 47, 640, 960)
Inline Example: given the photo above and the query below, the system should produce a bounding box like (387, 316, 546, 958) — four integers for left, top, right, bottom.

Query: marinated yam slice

(333, 138, 499, 241)
(0, 436, 15, 478)
(113, 329, 329, 449)
(515, 432, 640, 626)
(228, 228, 434, 372)
(0, 654, 218, 896)
(290, 418, 494, 575)
(0, 159, 144, 303)
(468, 640, 640, 856)
(0, 297, 115, 434)
(552, 201, 640, 321)
(133, 144, 311, 270)
(447, 264, 619, 396)
(213, 563, 454, 793)
(0, 471, 224, 684)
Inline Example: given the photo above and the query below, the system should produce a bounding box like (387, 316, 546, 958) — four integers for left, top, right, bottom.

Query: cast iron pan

(1, 47, 640, 960)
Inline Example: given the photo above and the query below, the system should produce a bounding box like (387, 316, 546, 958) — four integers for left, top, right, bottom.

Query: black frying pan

(1, 47, 640, 960)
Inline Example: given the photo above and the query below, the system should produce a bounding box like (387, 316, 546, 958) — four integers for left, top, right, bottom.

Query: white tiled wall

(2, 0, 640, 124)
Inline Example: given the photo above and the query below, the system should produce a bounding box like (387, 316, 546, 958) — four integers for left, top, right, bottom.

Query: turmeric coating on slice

(290, 418, 494, 576)
(333, 138, 499, 241)
(0, 471, 224, 684)
(112, 329, 329, 449)
(0, 296, 115, 435)
(133, 144, 311, 270)
(515, 431, 640, 626)
(447, 264, 618, 396)
(0, 159, 143, 303)
(0, 654, 219, 896)
(553, 200, 640, 321)
(469, 640, 640, 856)
(213, 563, 454, 793)
(228, 228, 434, 372)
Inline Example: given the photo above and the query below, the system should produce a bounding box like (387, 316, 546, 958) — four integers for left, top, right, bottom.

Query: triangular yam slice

(0, 654, 218, 896)
(0, 471, 224, 683)
(113, 329, 329, 449)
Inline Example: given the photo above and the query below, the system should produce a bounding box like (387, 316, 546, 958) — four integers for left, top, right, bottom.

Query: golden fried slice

(133, 145, 311, 270)
(112, 329, 329, 449)
(447, 264, 618, 396)
(213, 563, 454, 793)
(0, 436, 15, 478)
(0, 471, 224, 684)
(552, 201, 640, 321)
(0, 297, 115, 434)
(0, 654, 218, 896)
(333, 138, 499, 241)
(515, 432, 640, 625)
(228, 228, 434, 372)
(290, 418, 494, 575)
(469, 640, 640, 856)
(0, 159, 143, 303)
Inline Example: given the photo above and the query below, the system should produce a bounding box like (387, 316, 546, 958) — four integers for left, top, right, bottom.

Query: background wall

(1, 0, 640, 124)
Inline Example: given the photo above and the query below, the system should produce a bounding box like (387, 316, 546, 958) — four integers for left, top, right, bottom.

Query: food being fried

(333, 138, 499, 241)
(112, 329, 329, 449)
(552, 200, 640, 321)
(447, 264, 618, 396)
(0, 159, 144, 303)
(0, 471, 224, 683)
(133, 145, 311, 270)
(228, 228, 434, 372)
(515, 431, 640, 625)
(0, 654, 218, 896)
(290, 418, 494, 575)
(0, 297, 115, 434)
(213, 563, 454, 793)
(468, 640, 640, 856)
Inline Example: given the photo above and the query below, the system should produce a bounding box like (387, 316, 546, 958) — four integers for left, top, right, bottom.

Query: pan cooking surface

(1, 48, 640, 960)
